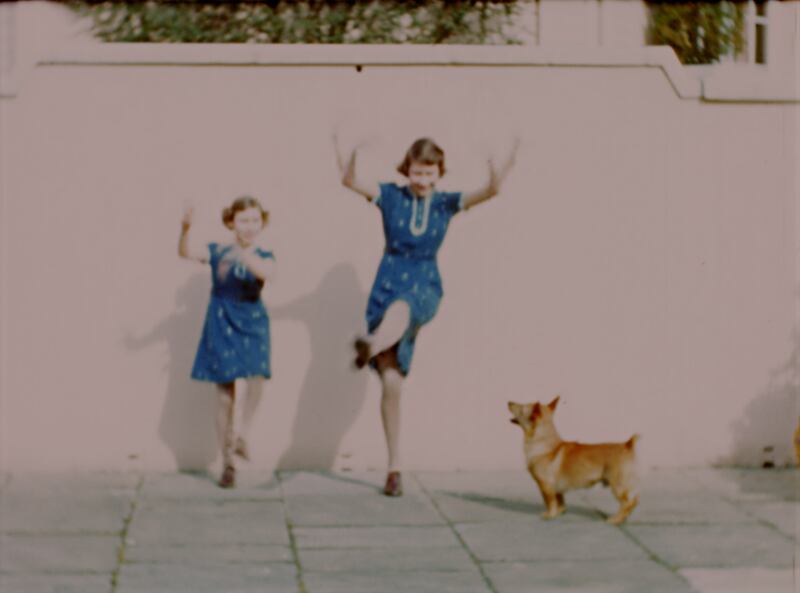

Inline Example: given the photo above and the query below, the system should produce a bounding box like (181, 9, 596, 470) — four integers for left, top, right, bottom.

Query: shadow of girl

(272, 263, 370, 470)
(723, 327, 799, 474)
(124, 273, 217, 471)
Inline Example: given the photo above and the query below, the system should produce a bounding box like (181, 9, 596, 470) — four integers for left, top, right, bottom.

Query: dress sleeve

(207, 242, 219, 263)
(441, 191, 464, 215)
(256, 249, 275, 261)
(375, 182, 397, 211)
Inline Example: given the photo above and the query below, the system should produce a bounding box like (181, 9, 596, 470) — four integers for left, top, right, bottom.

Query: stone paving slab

(414, 471, 537, 498)
(0, 533, 119, 573)
(284, 493, 442, 527)
(626, 523, 795, 568)
(456, 521, 650, 563)
(579, 487, 755, 525)
(139, 472, 282, 501)
(3, 472, 140, 494)
(299, 546, 477, 573)
(0, 573, 112, 593)
(737, 500, 798, 540)
(294, 525, 460, 549)
(116, 562, 298, 593)
(278, 471, 409, 497)
(683, 469, 799, 502)
(128, 499, 289, 546)
(680, 567, 797, 593)
(432, 490, 603, 524)
(483, 560, 697, 593)
(0, 490, 133, 534)
(302, 570, 493, 593)
(125, 542, 293, 564)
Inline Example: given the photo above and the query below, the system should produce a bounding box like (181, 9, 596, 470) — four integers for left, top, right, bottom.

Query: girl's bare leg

(216, 382, 236, 487)
(377, 352, 404, 496)
(236, 377, 265, 460)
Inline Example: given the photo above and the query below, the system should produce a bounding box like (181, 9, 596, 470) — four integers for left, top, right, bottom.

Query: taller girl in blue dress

(178, 196, 275, 488)
(335, 137, 518, 496)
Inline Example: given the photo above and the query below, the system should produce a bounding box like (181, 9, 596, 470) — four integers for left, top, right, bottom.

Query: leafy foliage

(69, 1, 524, 45)
(646, 1, 745, 64)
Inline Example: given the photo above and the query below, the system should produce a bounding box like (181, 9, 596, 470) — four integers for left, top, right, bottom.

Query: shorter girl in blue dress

(178, 196, 275, 488)
(334, 136, 518, 496)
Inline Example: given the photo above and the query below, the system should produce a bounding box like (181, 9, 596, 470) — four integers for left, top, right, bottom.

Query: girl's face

(231, 207, 265, 246)
(407, 160, 441, 197)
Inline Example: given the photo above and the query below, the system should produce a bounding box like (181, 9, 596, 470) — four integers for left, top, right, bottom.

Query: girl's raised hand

(182, 203, 195, 229)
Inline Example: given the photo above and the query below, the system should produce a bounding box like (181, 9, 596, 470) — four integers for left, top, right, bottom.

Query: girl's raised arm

(178, 205, 210, 263)
(333, 132, 380, 202)
(461, 138, 520, 211)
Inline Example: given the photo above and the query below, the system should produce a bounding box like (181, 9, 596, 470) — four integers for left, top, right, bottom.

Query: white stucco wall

(0, 3, 797, 473)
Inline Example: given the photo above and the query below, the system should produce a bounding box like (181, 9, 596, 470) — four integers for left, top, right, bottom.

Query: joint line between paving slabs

(412, 473, 500, 593)
(110, 474, 145, 593)
(276, 472, 308, 593)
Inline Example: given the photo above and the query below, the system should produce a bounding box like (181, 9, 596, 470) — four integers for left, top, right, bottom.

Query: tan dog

(508, 396, 639, 524)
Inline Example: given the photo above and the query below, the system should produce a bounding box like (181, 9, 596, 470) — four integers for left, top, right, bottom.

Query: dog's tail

(624, 434, 641, 450)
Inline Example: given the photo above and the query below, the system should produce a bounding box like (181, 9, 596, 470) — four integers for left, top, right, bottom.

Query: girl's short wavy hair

(397, 138, 446, 177)
(222, 195, 269, 228)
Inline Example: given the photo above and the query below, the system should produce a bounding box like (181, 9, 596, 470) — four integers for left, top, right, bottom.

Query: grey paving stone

(302, 570, 492, 593)
(284, 494, 442, 527)
(484, 560, 696, 593)
(294, 525, 460, 549)
(738, 500, 799, 540)
(626, 523, 795, 568)
(139, 472, 281, 501)
(128, 499, 289, 546)
(0, 534, 119, 573)
(432, 490, 603, 524)
(0, 490, 133, 534)
(684, 469, 800, 502)
(116, 563, 298, 593)
(681, 567, 796, 593)
(4, 472, 140, 494)
(0, 573, 112, 593)
(278, 471, 417, 496)
(125, 542, 293, 564)
(456, 521, 649, 563)
(578, 487, 753, 525)
(299, 546, 476, 573)
(414, 471, 536, 498)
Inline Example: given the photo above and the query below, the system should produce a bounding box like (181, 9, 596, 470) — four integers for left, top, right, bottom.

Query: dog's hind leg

(607, 489, 638, 525)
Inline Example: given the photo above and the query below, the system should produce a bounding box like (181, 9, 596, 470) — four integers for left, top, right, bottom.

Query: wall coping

(9, 43, 798, 103)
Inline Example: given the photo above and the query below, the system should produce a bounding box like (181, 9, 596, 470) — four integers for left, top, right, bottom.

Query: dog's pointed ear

(548, 395, 560, 411)
(530, 402, 541, 422)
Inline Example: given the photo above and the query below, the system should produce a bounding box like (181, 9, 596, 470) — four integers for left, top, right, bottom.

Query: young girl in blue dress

(335, 136, 518, 496)
(178, 196, 275, 488)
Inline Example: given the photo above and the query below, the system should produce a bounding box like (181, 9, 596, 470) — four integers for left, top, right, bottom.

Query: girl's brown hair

(397, 138, 446, 177)
(222, 196, 269, 228)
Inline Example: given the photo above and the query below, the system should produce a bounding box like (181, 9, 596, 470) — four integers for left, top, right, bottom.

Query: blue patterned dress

(191, 243, 273, 383)
(366, 182, 464, 375)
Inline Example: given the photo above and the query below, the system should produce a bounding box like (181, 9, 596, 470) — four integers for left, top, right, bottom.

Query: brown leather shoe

(218, 464, 236, 489)
(383, 471, 403, 497)
(353, 337, 372, 369)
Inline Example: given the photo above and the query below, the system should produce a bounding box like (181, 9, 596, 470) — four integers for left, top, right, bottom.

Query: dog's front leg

(539, 486, 563, 519)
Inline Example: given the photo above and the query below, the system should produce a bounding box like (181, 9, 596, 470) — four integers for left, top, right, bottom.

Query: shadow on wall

(721, 328, 799, 469)
(124, 273, 218, 470)
(273, 262, 370, 470)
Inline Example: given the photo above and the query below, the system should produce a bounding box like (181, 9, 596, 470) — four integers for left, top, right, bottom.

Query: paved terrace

(0, 468, 796, 593)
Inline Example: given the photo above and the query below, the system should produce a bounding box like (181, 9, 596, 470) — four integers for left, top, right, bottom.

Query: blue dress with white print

(191, 243, 273, 383)
(366, 182, 463, 375)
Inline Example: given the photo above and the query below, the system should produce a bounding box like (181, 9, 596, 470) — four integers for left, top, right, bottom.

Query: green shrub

(647, 1, 745, 64)
(70, 1, 524, 45)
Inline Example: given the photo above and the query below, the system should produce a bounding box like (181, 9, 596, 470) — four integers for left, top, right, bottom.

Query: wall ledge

(33, 43, 799, 103)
